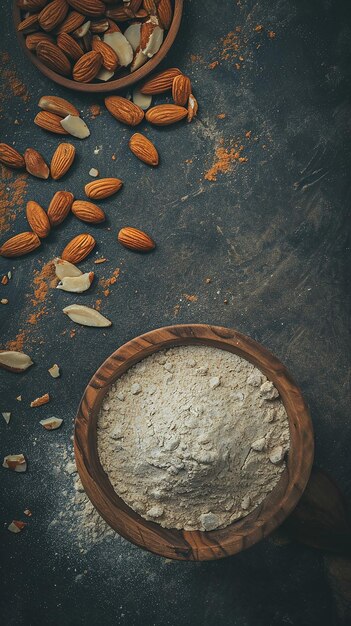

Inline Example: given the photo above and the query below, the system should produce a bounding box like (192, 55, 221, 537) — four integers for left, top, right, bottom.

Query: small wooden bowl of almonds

(74, 324, 314, 561)
(13, 0, 183, 92)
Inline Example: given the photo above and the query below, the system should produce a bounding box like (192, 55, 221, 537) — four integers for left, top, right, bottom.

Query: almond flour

(97, 345, 290, 531)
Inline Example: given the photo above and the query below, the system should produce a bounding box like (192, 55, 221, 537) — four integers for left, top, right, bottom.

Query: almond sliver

(63, 304, 112, 327)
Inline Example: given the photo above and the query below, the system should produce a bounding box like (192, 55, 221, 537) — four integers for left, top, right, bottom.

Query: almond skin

(0, 232, 41, 258)
(24, 148, 50, 179)
(145, 104, 188, 126)
(140, 67, 181, 94)
(172, 74, 191, 106)
(118, 227, 155, 252)
(34, 111, 69, 134)
(67, 0, 105, 18)
(26, 201, 51, 238)
(61, 233, 96, 263)
(71, 200, 105, 223)
(157, 0, 173, 29)
(92, 36, 118, 71)
(36, 40, 71, 76)
(129, 133, 159, 166)
(47, 191, 74, 226)
(38, 95, 79, 118)
(84, 177, 123, 200)
(0, 144, 25, 169)
(50, 143, 76, 180)
(38, 0, 69, 32)
(73, 50, 102, 82)
(55, 10, 85, 34)
(105, 95, 144, 126)
(25, 32, 55, 51)
(57, 32, 84, 61)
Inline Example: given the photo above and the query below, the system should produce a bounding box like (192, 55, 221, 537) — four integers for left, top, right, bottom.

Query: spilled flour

(97, 346, 290, 531)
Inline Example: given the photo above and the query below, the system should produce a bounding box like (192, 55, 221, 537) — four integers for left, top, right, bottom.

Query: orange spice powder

(0, 52, 29, 107)
(89, 104, 101, 118)
(204, 140, 248, 182)
(99, 268, 120, 297)
(0, 168, 28, 234)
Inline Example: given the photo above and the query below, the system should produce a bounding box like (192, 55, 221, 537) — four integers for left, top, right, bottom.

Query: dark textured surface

(0, 0, 350, 624)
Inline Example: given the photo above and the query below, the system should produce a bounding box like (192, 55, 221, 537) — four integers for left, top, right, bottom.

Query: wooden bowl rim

(74, 324, 314, 560)
(13, 0, 184, 93)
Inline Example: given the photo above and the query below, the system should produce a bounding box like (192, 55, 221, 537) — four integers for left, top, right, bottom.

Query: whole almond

(34, 111, 69, 134)
(118, 227, 155, 252)
(105, 95, 144, 126)
(57, 32, 84, 60)
(0, 144, 24, 169)
(38, 0, 69, 32)
(0, 232, 41, 258)
(172, 74, 191, 106)
(145, 104, 188, 126)
(61, 233, 96, 263)
(73, 50, 102, 82)
(36, 40, 71, 76)
(47, 191, 74, 226)
(129, 133, 159, 166)
(55, 10, 85, 33)
(140, 67, 181, 94)
(26, 201, 51, 238)
(67, 0, 105, 18)
(50, 143, 76, 180)
(71, 200, 105, 223)
(157, 0, 172, 29)
(38, 95, 79, 118)
(92, 36, 118, 71)
(24, 148, 50, 179)
(25, 32, 55, 51)
(17, 14, 39, 34)
(84, 177, 123, 200)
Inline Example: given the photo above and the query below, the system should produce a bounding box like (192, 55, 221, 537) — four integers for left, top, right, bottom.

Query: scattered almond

(57, 271, 94, 292)
(26, 201, 51, 238)
(118, 227, 155, 252)
(60, 114, 90, 138)
(63, 304, 112, 327)
(71, 200, 105, 223)
(0, 351, 33, 373)
(0, 232, 41, 258)
(40, 417, 63, 430)
(50, 143, 76, 180)
(146, 104, 188, 126)
(61, 233, 96, 263)
(105, 95, 144, 126)
(38, 95, 79, 118)
(30, 393, 50, 408)
(48, 190, 74, 226)
(24, 147, 50, 179)
(3, 454, 27, 472)
(0, 143, 25, 169)
(84, 177, 123, 199)
(48, 363, 61, 378)
(129, 133, 159, 166)
(54, 257, 82, 279)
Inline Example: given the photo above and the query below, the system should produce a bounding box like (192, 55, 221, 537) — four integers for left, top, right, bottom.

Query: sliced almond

(2, 412, 11, 424)
(132, 88, 152, 110)
(57, 272, 94, 293)
(124, 23, 141, 51)
(140, 19, 163, 58)
(8, 520, 27, 533)
(3, 454, 27, 472)
(63, 304, 112, 327)
(103, 32, 133, 67)
(130, 47, 148, 72)
(0, 351, 33, 373)
(30, 393, 50, 408)
(96, 67, 114, 81)
(60, 115, 90, 139)
(54, 257, 82, 279)
(38, 95, 79, 118)
(48, 364, 60, 378)
(72, 20, 91, 38)
(39, 417, 63, 430)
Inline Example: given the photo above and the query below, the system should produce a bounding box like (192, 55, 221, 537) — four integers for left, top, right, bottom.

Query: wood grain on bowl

(13, 0, 184, 93)
(74, 324, 314, 561)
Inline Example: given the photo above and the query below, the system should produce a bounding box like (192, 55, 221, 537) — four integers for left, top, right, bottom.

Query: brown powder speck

(94, 258, 107, 264)
(217, 113, 226, 120)
(254, 25, 264, 32)
(95, 299, 102, 311)
(245, 130, 252, 138)
(190, 54, 203, 63)
(70, 329, 76, 339)
(204, 140, 248, 182)
(0, 168, 28, 234)
(90, 104, 101, 118)
(6, 330, 26, 352)
(208, 61, 219, 70)
(268, 31, 276, 39)
(183, 294, 198, 303)
(0, 53, 29, 107)
(205, 277, 212, 284)
(99, 268, 120, 296)
(173, 304, 181, 316)
(103, 289, 110, 297)
(111, 154, 116, 161)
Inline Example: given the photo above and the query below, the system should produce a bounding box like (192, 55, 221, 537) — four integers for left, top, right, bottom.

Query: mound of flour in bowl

(97, 345, 290, 531)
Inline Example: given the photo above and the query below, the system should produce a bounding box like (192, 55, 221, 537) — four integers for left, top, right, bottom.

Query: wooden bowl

(74, 324, 314, 561)
(13, 0, 183, 93)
